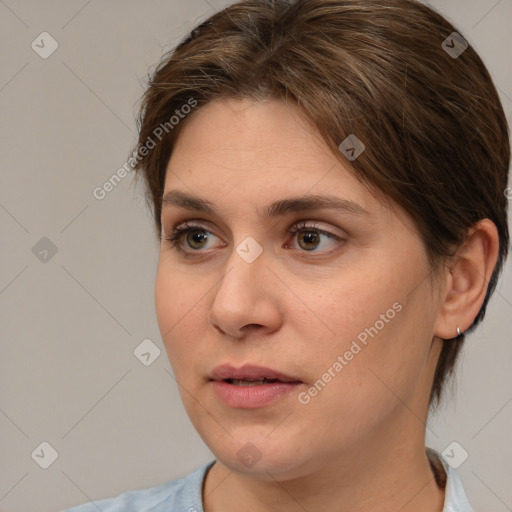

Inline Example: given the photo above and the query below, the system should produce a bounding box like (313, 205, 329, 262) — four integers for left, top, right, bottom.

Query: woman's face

(155, 97, 444, 479)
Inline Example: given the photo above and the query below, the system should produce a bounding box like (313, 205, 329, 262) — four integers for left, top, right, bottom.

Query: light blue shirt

(63, 455, 473, 511)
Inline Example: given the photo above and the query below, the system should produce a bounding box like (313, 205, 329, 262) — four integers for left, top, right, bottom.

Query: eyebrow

(161, 190, 371, 218)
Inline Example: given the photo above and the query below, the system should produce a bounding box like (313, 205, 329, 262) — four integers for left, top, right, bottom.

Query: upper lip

(210, 364, 302, 383)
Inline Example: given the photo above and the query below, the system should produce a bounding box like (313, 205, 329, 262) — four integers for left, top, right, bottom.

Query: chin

(221, 452, 307, 480)
(204, 429, 315, 480)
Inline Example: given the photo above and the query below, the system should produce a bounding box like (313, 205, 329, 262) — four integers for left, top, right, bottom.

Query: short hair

(132, 0, 510, 408)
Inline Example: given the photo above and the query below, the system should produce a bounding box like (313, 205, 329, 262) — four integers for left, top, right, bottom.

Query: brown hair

(132, 0, 510, 407)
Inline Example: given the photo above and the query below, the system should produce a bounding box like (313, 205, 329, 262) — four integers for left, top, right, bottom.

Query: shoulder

(443, 463, 474, 512)
(427, 448, 473, 512)
(61, 460, 215, 512)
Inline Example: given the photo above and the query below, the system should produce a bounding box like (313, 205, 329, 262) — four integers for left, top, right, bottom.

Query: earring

(456, 326, 462, 337)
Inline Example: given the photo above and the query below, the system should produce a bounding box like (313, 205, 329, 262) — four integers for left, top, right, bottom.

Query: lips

(208, 364, 304, 408)
(210, 364, 302, 384)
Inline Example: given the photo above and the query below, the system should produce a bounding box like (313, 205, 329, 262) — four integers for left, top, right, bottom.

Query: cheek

(301, 264, 401, 350)
(155, 266, 182, 340)
(154, 264, 206, 372)
(298, 254, 432, 393)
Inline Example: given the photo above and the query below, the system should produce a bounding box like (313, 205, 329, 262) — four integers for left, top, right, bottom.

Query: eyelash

(163, 221, 343, 257)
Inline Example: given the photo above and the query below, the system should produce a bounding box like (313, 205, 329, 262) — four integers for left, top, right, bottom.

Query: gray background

(0, 1, 510, 511)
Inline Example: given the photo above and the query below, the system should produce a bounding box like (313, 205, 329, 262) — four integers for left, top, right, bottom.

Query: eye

(163, 220, 344, 257)
(286, 222, 343, 253)
(163, 222, 224, 254)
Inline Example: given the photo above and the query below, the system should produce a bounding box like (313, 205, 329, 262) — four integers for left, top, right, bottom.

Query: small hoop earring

(456, 326, 462, 337)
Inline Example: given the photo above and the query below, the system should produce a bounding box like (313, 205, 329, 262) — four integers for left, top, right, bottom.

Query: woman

(65, 0, 510, 510)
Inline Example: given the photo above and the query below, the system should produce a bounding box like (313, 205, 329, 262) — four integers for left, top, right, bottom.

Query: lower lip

(210, 380, 302, 409)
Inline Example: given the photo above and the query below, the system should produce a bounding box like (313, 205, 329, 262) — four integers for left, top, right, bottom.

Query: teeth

(228, 378, 277, 386)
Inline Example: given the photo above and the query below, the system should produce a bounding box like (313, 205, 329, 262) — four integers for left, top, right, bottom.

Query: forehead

(166, 98, 366, 195)
(162, 97, 406, 229)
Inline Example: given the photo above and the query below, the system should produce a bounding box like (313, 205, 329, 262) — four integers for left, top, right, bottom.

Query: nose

(207, 247, 282, 340)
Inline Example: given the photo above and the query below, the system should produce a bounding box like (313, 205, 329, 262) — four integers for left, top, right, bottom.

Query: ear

(434, 219, 500, 340)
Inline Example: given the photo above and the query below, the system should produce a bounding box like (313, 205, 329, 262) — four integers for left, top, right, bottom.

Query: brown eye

(164, 223, 222, 254)
(297, 230, 321, 251)
(185, 229, 209, 249)
(287, 223, 343, 254)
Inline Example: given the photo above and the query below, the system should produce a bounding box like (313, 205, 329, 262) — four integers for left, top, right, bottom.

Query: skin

(155, 97, 499, 512)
